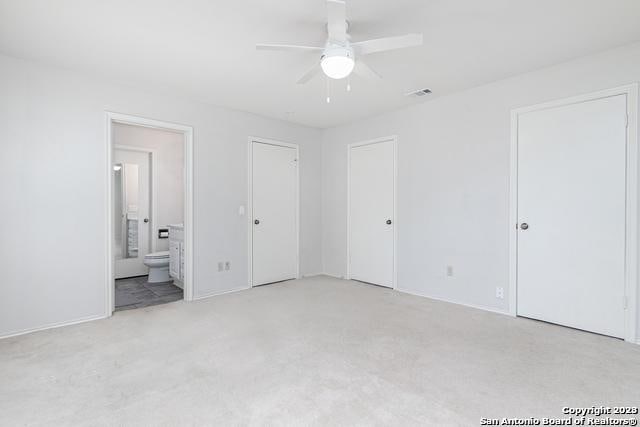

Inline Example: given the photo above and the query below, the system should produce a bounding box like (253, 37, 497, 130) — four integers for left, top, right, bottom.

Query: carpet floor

(0, 275, 638, 426)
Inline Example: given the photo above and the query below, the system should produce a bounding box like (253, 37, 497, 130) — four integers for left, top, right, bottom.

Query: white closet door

(349, 140, 395, 288)
(252, 142, 298, 286)
(114, 149, 151, 279)
(517, 94, 627, 338)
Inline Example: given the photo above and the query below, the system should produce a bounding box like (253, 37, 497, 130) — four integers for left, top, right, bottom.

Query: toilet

(143, 251, 171, 283)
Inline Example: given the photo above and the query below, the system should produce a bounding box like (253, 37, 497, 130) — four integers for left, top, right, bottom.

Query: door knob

(143, 218, 149, 223)
(386, 219, 392, 225)
(520, 222, 529, 230)
(254, 219, 260, 225)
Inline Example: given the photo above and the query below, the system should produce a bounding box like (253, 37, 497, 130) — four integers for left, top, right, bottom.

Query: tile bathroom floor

(115, 276, 183, 311)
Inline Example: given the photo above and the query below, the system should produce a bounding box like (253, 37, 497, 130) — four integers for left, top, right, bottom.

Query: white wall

(321, 42, 640, 333)
(3, 41, 640, 339)
(113, 123, 184, 253)
(0, 54, 323, 337)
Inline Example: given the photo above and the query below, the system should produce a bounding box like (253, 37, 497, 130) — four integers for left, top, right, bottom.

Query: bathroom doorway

(107, 113, 194, 314)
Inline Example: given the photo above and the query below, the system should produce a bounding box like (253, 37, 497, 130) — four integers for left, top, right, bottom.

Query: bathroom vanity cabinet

(168, 224, 185, 289)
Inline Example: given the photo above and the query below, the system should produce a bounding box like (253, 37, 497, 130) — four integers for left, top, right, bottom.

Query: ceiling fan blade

(354, 60, 381, 80)
(352, 33, 423, 56)
(256, 43, 323, 53)
(297, 64, 322, 84)
(327, 0, 347, 42)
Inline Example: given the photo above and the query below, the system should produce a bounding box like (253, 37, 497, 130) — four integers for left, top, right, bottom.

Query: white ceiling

(1, 0, 640, 128)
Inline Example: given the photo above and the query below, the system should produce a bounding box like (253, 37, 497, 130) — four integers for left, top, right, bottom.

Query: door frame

(114, 145, 157, 258)
(106, 112, 195, 315)
(508, 84, 639, 344)
(247, 137, 300, 287)
(346, 136, 398, 289)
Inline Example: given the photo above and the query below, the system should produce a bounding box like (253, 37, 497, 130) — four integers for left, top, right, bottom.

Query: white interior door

(114, 149, 151, 279)
(349, 140, 395, 288)
(517, 94, 627, 338)
(251, 142, 298, 286)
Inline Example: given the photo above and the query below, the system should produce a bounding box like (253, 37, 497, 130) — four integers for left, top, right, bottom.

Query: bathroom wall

(113, 123, 184, 252)
(0, 53, 323, 337)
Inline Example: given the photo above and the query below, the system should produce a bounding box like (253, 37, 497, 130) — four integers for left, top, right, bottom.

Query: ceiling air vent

(406, 88, 432, 98)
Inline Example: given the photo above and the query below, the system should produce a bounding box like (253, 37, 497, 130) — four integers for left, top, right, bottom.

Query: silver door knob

(520, 222, 529, 230)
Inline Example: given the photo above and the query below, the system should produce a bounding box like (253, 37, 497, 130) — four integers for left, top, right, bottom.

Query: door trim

(114, 145, 157, 256)
(509, 84, 639, 343)
(247, 137, 300, 287)
(346, 136, 398, 289)
(106, 112, 195, 315)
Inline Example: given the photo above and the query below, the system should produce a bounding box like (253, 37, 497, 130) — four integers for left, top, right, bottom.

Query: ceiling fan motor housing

(322, 43, 354, 59)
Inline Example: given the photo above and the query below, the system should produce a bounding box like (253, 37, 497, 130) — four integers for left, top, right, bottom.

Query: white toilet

(143, 251, 171, 283)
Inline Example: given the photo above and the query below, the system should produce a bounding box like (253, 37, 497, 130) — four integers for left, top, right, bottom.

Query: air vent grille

(407, 88, 432, 98)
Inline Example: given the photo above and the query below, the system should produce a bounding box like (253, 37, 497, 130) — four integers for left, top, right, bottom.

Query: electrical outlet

(496, 287, 504, 299)
(225, 261, 230, 271)
(446, 265, 454, 277)
(218, 262, 224, 272)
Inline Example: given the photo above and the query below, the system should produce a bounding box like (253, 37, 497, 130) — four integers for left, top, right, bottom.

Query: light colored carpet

(1, 275, 638, 426)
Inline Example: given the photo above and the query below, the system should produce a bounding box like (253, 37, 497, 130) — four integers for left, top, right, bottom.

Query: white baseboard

(313, 275, 510, 316)
(0, 314, 108, 340)
(317, 272, 345, 279)
(192, 275, 340, 301)
(300, 272, 324, 278)
(395, 287, 510, 316)
(192, 285, 250, 301)
(302, 272, 346, 278)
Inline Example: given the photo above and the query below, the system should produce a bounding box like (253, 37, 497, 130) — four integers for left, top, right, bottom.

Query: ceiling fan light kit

(256, 0, 423, 98)
(320, 45, 355, 79)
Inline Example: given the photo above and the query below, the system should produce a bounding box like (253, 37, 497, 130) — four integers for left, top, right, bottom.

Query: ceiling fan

(256, 0, 423, 85)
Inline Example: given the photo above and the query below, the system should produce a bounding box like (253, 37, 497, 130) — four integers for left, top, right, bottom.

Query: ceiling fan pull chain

(326, 77, 331, 103)
(346, 76, 351, 92)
